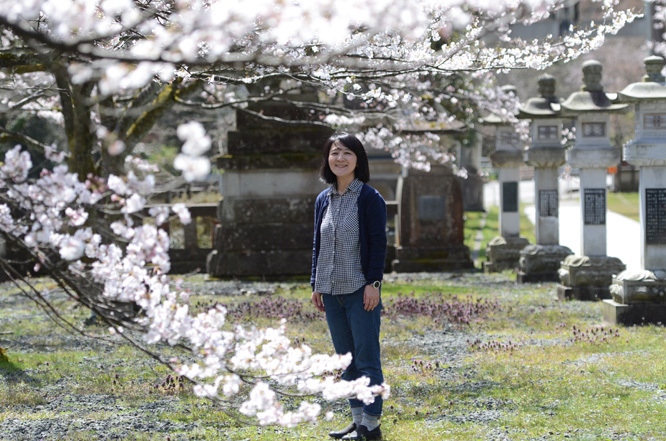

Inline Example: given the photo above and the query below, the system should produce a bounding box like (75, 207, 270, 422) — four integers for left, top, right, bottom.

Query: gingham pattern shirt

(314, 179, 366, 295)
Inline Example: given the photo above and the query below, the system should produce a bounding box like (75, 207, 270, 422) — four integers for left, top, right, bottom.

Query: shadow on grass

(0, 357, 41, 387)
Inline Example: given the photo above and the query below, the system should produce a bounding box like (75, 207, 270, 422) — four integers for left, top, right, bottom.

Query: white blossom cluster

(0, 1, 638, 89)
(0, 0, 639, 175)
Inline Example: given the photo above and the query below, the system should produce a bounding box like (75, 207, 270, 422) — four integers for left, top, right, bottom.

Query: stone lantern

(556, 60, 627, 300)
(604, 56, 666, 324)
(483, 86, 530, 272)
(517, 74, 573, 282)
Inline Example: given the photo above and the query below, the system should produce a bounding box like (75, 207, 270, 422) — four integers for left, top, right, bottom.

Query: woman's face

(328, 141, 357, 181)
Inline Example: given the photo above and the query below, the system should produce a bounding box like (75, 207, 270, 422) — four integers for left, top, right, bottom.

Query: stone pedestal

(392, 164, 473, 272)
(206, 102, 332, 278)
(557, 255, 625, 300)
(483, 236, 530, 272)
(517, 244, 573, 283)
(603, 270, 666, 324)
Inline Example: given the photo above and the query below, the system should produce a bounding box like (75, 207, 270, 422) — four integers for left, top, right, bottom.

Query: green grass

(3, 275, 666, 440)
(607, 191, 639, 221)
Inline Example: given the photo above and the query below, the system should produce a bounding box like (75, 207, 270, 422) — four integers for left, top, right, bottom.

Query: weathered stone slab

(602, 299, 666, 325)
(391, 164, 473, 271)
(206, 249, 312, 278)
(218, 152, 321, 170)
(170, 249, 212, 273)
(557, 285, 612, 301)
(558, 255, 625, 287)
(214, 224, 312, 251)
(226, 128, 332, 155)
(392, 245, 473, 272)
(484, 236, 530, 273)
(218, 198, 315, 224)
(517, 244, 573, 283)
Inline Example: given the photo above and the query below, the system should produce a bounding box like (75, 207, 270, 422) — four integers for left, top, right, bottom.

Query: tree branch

(0, 128, 50, 153)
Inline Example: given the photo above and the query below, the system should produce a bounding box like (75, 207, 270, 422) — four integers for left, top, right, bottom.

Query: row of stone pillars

(486, 56, 666, 325)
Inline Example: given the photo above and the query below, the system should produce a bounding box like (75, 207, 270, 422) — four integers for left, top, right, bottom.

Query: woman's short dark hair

(319, 133, 370, 184)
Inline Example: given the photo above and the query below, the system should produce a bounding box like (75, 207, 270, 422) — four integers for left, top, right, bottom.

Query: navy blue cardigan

(311, 183, 387, 289)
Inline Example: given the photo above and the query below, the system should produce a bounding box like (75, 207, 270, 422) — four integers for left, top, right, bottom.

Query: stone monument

(483, 87, 530, 272)
(517, 75, 573, 282)
(206, 100, 332, 278)
(391, 163, 474, 272)
(603, 56, 666, 324)
(556, 60, 627, 300)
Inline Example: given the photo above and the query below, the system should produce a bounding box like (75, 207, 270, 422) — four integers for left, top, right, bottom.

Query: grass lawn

(607, 191, 639, 221)
(3, 274, 666, 440)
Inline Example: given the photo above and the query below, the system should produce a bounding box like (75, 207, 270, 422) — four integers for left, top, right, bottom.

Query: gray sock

(362, 412, 380, 431)
(351, 407, 363, 426)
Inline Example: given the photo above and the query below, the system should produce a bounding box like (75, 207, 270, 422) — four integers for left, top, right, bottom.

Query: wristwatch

(371, 280, 382, 289)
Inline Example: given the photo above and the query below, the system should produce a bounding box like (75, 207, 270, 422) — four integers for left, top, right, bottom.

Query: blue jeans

(322, 286, 384, 416)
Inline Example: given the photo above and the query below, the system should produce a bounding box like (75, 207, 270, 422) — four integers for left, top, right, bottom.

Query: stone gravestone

(391, 164, 473, 271)
(517, 75, 573, 282)
(206, 100, 332, 278)
(603, 56, 666, 324)
(556, 60, 627, 300)
(482, 87, 531, 272)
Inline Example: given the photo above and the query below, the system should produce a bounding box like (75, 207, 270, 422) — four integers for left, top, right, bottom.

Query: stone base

(602, 299, 666, 325)
(484, 236, 530, 273)
(556, 284, 611, 301)
(392, 245, 474, 272)
(610, 269, 666, 304)
(517, 244, 573, 284)
(483, 261, 515, 272)
(516, 271, 560, 283)
(206, 249, 311, 278)
(555, 255, 625, 301)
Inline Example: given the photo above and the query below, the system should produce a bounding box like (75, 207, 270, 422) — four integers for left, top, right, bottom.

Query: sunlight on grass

(607, 191, 639, 221)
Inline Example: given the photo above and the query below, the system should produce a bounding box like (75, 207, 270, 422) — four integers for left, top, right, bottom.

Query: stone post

(482, 89, 531, 272)
(604, 56, 666, 324)
(517, 75, 573, 282)
(556, 60, 627, 300)
(458, 134, 486, 212)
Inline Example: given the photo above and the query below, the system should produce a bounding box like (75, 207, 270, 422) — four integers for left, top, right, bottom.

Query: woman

(311, 133, 387, 441)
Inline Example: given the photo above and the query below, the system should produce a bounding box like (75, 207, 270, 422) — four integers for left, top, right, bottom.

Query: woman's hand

(311, 291, 325, 312)
(363, 284, 380, 311)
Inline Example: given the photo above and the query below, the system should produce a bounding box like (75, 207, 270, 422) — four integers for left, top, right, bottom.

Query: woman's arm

(365, 191, 387, 283)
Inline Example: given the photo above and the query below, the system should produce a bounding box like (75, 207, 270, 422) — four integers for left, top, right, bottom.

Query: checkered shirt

(314, 179, 366, 295)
